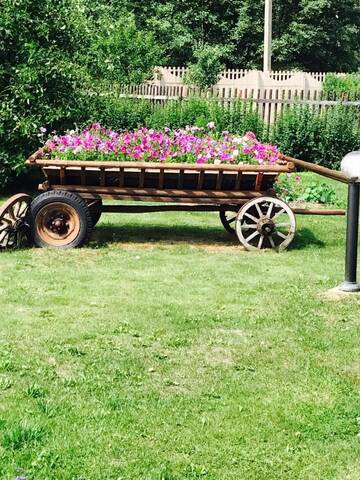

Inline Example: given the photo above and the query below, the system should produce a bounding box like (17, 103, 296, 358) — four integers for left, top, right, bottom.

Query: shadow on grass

(91, 223, 233, 247)
(91, 223, 324, 250)
(289, 227, 325, 250)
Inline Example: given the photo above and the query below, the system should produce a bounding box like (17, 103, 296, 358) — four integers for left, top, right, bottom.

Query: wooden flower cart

(0, 149, 347, 250)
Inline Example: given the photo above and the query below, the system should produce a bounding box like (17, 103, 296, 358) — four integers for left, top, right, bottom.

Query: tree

(0, 0, 160, 187)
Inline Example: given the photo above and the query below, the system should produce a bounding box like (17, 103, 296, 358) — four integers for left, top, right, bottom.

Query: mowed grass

(1, 174, 360, 480)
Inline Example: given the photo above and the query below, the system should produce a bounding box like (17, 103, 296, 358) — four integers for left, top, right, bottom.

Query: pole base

(337, 281, 360, 293)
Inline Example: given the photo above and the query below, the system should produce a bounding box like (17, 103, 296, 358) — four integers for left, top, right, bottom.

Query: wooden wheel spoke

(8, 205, 15, 220)
(241, 223, 257, 230)
(0, 228, 10, 242)
(272, 208, 285, 220)
(16, 202, 29, 218)
(275, 230, 288, 240)
(266, 202, 274, 218)
(268, 235, 275, 248)
(244, 212, 258, 223)
(275, 222, 291, 228)
(255, 203, 263, 218)
(228, 216, 236, 224)
(1, 216, 13, 226)
(0, 222, 9, 232)
(258, 235, 264, 249)
(245, 230, 260, 243)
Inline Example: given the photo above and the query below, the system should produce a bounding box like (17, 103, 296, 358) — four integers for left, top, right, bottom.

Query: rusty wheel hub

(36, 203, 80, 246)
(257, 217, 275, 235)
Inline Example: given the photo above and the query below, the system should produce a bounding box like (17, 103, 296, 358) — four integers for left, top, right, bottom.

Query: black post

(339, 181, 360, 292)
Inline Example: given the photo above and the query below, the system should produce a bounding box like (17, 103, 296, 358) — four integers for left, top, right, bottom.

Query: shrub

(147, 97, 265, 138)
(272, 104, 360, 168)
(323, 74, 360, 100)
(183, 44, 226, 90)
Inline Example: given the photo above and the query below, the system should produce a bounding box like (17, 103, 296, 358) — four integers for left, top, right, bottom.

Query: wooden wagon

(0, 149, 347, 250)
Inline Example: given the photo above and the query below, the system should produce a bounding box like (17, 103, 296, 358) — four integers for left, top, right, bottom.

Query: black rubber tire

(30, 191, 93, 248)
(88, 200, 103, 227)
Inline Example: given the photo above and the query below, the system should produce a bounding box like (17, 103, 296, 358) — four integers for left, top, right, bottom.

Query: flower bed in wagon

(42, 123, 281, 166)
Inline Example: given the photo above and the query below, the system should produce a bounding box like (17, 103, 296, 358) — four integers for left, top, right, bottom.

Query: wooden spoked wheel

(0, 194, 32, 249)
(236, 197, 296, 251)
(35, 202, 81, 247)
(219, 209, 237, 234)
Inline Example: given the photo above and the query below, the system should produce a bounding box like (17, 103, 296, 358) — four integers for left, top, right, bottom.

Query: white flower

(207, 121, 215, 129)
(232, 149, 239, 158)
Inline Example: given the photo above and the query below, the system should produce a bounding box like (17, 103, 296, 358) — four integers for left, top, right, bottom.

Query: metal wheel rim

(0, 194, 31, 249)
(36, 202, 80, 247)
(236, 197, 296, 251)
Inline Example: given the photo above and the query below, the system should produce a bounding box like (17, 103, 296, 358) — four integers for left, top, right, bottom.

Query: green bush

(146, 97, 265, 138)
(272, 104, 360, 169)
(0, 1, 160, 190)
(88, 96, 152, 131)
(323, 74, 360, 100)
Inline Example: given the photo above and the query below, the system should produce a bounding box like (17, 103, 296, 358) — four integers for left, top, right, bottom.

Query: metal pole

(339, 181, 360, 292)
(263, 0, 272, 72)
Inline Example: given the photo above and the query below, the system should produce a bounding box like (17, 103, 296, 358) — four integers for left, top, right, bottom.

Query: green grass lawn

(1, 175, 360, 480)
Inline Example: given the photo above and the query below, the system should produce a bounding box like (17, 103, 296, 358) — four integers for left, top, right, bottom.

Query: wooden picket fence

(103, 83, 360, 126)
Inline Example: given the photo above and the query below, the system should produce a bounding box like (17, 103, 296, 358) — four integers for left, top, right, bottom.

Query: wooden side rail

(280, 154, 348, 184)
(26, 156, 294, 173)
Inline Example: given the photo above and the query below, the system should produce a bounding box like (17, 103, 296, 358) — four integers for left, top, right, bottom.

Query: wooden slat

(158, 169, 164, 188)
(197, 171, 205, 189)
(178, 170, 184, 188)
(80, 167, 86, 186)
(255, 173, 264, 191)
(235, 172, 242, 190)
(69, 193, 256, 205)
(102, 204, 240, 213)
(100, 168, 106, 187)
(27, 158, 294, 173)
(49, 185, 270, 199)
(139, 168, 145, 188)
(59, 167, 66, 185)
(216, 171, 223, 190)
(118, 168, 124, 187)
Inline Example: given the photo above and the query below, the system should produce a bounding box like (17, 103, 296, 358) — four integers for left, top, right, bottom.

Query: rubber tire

(88, 200, 103, 227)
(30, 191, 93, 248)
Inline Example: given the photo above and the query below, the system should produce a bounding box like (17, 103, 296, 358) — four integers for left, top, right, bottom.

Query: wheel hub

(257, 217, 275, 235)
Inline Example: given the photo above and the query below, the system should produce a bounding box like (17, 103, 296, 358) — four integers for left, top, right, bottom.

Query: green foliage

(0, 0, 159, 189)
(272, 104, 360, 168)
(184, 44, 226, 90)
(88, 15, 161, 84)
(323, 73, 360, 99)
(147, 98, 265, 137)
(302, 182, 337, 204)
(123, 0, 360, 71)
(275, 174, 337, 204)
(88, 96, 153, 131)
